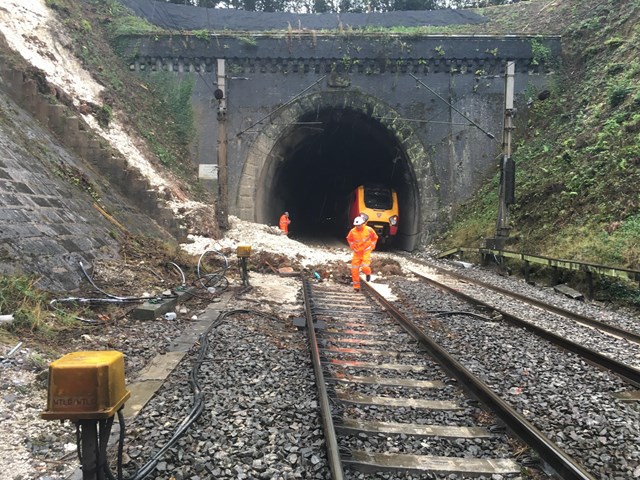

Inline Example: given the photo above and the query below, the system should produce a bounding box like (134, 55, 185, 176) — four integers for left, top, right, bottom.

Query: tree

(163, 0, 523, 12)
(392, 0, 438, 10)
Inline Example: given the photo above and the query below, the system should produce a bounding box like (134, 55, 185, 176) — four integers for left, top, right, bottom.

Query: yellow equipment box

(236, 245, 252, 257)
(42, 351, 130, 420)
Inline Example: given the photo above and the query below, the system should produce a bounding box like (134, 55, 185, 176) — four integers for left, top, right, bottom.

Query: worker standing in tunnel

(346, 215, 378, 292)
(279, 211, 291, 235)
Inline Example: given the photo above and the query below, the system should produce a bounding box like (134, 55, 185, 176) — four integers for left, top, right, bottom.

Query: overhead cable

(409, 73, 498, 142)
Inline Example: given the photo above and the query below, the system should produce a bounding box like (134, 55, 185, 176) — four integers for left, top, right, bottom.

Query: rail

(302, 278, 345, 480)
(411, 262, 640, 345)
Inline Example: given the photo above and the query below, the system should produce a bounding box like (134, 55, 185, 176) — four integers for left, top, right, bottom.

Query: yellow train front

(348, 185, 399, 244)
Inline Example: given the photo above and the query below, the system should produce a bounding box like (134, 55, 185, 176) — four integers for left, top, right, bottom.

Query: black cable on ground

(99, 417, 115, 480)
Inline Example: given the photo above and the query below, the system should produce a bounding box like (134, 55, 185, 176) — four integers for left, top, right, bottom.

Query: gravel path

(119, 309, 326, 480)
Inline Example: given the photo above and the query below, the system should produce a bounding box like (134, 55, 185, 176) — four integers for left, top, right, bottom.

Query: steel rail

(301, 278, 345, 480)
(362, 281, 596, 480)
(413, 263, 640, 345)
(410, 270, 640, 388)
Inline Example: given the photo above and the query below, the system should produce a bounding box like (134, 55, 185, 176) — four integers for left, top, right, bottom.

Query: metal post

(217, 58, 229, 230)
(240, 257, 249, 286)
(494, 60, 516, 244)
(80, 420, 99, 480)
(586, 271, 594, 300)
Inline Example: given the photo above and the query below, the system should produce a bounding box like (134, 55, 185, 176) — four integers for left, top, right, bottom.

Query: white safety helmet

(353, 216, 365, 226)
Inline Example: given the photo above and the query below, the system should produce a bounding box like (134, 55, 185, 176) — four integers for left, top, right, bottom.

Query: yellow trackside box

(42, 351, 130, 421)
(236, 245, 252, 257)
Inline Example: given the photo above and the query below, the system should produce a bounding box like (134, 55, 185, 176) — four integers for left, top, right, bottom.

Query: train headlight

(389, 215, 398, 226)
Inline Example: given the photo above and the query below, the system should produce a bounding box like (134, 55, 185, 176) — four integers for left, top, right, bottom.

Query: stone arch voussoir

(238, 90, 438, 230)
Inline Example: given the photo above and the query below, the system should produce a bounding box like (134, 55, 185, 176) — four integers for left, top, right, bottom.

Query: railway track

(378, 260, 640, 479)
(301, 277, 594, 479)
(410, 260, 640, 344)
(401, 260, 640, 388)
(111, 267, 640, 480)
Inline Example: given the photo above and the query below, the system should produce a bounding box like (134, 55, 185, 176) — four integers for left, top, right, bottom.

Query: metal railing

(439, 247, 640, 281)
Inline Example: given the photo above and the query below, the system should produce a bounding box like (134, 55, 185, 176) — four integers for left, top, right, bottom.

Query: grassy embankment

(435, 1, 640, 304)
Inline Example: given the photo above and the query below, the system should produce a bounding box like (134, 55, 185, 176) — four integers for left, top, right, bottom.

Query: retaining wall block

(62, 116, 80, 147)
(34, 96, 50, 124)
(22, 79, 38, 111)
(47, 104, 66, 137)
(4, 69, 24, 98)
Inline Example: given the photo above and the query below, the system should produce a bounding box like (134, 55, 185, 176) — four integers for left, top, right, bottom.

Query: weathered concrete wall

(121, 33, 560, 248)
(0, 53, 182, 291)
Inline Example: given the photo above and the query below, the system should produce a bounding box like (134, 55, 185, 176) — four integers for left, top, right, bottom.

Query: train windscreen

(364, 187, 393, 210)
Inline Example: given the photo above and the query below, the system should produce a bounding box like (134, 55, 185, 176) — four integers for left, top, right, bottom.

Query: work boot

(366, 274, 371, 282)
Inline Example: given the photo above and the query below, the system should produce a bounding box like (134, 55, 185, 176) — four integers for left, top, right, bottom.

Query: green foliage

(44, 0, 203, 189)
(436, 0, 640, 287)
(0, 276, 48, 332)
(146, 73, 195, 148)
(608, 79, 632, 107)
(238, 36, 258, 47)
(606, 63, 625, 76)
(108, 14, 161, 37)
(45, 0, 71, 14)
(141, 129, 175, 166)
(530, 39, 551, 66)
(437, 176, 500, 249)
(193, 30, 210, 41)
(95, 104, 112, 128)
(596, 277, 640, 308)
(80, 19, 92, 33)
(604, 36, 625, 50)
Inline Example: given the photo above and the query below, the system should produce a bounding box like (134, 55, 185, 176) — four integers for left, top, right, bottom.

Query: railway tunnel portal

(249, 91, 423, 248)
(118, 3, 561, 250)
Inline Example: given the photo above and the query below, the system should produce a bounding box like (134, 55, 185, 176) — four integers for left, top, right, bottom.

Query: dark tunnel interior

(257, 107, 419, 249)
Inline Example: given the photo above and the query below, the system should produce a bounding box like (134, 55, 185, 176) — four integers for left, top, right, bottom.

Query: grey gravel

(120, 310, 328, 480)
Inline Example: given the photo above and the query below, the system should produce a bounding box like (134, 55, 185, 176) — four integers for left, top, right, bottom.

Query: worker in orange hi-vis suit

(346, 215, 378, 292)
(279, 211, 291, 235)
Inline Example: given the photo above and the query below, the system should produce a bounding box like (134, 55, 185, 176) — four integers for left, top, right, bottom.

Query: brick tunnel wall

(123, 34, 560, 249)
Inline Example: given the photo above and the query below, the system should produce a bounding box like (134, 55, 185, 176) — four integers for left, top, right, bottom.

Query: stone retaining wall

(0, 47, 182, 291)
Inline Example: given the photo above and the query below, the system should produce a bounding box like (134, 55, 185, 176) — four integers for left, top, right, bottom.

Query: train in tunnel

(347, 184, 399, 245)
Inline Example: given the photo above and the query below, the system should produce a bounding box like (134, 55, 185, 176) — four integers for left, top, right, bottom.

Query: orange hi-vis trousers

(350, 250, 372, 290)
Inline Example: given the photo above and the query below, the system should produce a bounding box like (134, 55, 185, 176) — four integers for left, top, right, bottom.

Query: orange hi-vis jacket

(347, 225, 378, 254)
(279, 214, 291, 233)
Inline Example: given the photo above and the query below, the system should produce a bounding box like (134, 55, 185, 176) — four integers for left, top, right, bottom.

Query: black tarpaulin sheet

(118, 0, 487, 31)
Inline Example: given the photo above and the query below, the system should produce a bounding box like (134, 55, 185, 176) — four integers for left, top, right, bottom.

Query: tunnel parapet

(119, 34, 560, 74)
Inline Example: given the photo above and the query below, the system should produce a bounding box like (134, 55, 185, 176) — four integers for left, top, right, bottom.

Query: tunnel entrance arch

(239, 90, 436, 251)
